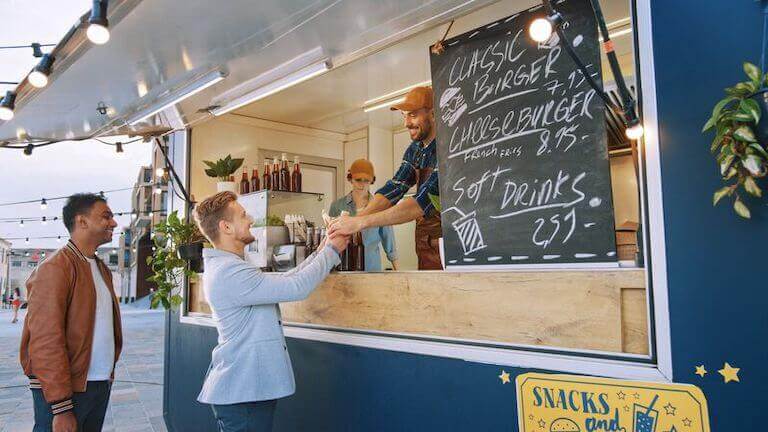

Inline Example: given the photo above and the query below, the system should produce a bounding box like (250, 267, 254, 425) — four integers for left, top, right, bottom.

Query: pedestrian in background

(10, 287, 21, 323)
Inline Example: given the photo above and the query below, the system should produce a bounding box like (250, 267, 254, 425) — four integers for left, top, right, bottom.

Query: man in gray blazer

(193, 191, 348, 431)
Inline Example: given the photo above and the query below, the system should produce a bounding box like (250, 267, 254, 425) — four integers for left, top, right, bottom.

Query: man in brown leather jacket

(20, 193, 123, 432)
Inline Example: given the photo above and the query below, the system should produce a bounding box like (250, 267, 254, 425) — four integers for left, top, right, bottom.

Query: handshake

(320, 210, 359, 254)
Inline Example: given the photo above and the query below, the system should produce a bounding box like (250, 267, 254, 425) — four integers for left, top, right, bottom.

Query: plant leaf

(712, 96, 736, 117)
(742, 154, 763, 175)
(749, 143, 768, 159)
(744, 62, 762, 85)
(744, 176, 762, 197)
(733, 199, 751, 218)
(729, 112, 753, 122)
(702, 116, 718, 132)
(733, 125, 757, 142)
(428, 193, 442, 212)
(202, 160, 217, 169)
(740, 98, 761, 123)
(720, 154, 735, 175)
(724, 166, 738, 179)
(712, 186, 733, 206)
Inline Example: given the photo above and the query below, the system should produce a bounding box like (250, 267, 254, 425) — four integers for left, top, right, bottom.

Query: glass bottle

(263, 159, 272, 190)
(279, 153, 290, 191)
(291, 156, 302, 192)
(240, 167, 250, 194)
(271, 158, 280, 191)
(250, 167, 260, 192)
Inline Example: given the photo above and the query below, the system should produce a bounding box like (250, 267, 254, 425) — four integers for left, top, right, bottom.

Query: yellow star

(695, 365, 707, 377)
(498, 370, 511, 384)
(718, 362, 740, 383)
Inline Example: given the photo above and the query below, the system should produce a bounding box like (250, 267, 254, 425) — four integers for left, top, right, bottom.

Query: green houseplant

(703, 62, 768, 218)
(146, 211, 207, 309)
(203, 154, 244, 194)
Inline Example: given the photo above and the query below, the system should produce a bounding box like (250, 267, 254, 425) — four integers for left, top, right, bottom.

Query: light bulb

(626, 123, 644, 140)
(41, 217, 47, 226)
(153, 188, 162, 195)
(155, 167, 165, 177)
(87, 24, 110, 45)
(28, 70, 49, 88)
(529, 18, 554, 43)
(0, 106, 13, 121)
(40, 199, 47, 210)
(19, 219, 24, 228)
(25, 238, 29, 244)
(56, 236, 61, 243)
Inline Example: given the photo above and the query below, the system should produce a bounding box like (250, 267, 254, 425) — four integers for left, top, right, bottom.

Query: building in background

(8, 248, 56, 300)
(0, 238, 11, 303)
(120, 143, 168, 303)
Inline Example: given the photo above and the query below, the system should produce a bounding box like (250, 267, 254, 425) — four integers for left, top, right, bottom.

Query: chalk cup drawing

(445, 206, 487, 255)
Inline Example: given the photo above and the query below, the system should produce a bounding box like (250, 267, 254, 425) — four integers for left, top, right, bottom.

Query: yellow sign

(516, 373, 710, 432)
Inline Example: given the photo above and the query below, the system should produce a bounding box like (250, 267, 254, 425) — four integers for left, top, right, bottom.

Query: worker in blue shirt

(329, 159, 399, 271)
(329, 86, 442, 270)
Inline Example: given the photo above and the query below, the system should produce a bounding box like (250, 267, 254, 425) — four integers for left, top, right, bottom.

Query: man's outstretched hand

(326, 230, 351, 254)
(328, 214, 364, 237)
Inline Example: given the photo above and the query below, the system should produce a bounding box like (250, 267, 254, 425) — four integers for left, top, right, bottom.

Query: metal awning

(0, 0, 499, 143)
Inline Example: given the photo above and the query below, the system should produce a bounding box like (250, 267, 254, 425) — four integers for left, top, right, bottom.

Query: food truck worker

(329, 86, 443, 270)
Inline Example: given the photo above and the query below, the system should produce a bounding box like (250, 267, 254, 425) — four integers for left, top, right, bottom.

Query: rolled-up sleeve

(379, 225, 398, 262)
(413, 168, 440, 216)
(376, 146, 417, 205)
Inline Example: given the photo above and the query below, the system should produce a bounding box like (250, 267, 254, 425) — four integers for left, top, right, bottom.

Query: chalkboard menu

(430, 0, 618, 268)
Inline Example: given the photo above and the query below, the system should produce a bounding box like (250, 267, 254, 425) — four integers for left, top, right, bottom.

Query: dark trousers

(211, 399, 277, 432)
(32, 381, 112, 432)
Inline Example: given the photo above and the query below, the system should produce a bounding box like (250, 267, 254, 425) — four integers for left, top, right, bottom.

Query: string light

(56, 236, 61, 243)
(28, 54, 54, 88)
(19, 219, 24, 228)
(25, 238, 29, 244)
(41, 216, 47, 226)
(40, 199, 47, 210)
(87, 0, 111, 45)
(0, 91, 15, 121)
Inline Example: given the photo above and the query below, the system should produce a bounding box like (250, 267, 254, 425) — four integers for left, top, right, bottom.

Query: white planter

(216, 181, 237, 193)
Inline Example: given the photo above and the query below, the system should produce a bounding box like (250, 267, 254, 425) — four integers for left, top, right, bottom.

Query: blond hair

(194, 191, 237, 243)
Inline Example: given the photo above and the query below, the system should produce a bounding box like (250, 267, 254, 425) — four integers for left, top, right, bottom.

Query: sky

(0, 0, 153, 250)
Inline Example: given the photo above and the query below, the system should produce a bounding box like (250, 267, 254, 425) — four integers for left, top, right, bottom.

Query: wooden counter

(281, 269, 649, 355)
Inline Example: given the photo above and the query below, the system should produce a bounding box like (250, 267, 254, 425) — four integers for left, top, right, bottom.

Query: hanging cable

(0, 183, 157, 208)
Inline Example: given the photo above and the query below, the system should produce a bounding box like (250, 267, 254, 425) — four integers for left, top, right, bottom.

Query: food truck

(0, 0, 765, 430)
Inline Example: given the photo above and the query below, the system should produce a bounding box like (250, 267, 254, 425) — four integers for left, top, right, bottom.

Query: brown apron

(415, 166, 443, 270)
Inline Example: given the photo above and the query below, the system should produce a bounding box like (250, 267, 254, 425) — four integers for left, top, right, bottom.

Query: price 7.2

(532, 208, 576, 248)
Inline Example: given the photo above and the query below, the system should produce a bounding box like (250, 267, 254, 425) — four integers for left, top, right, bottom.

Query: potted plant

(203, 154, 244, 193)
(146, 211, 208, 309)
(703, 62, 768, 218)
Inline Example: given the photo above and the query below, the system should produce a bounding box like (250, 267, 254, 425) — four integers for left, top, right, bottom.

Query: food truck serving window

(178, 0, 672, 379)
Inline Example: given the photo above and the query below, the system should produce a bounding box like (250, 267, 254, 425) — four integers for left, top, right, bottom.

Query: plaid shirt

(376, 139, 439, 215)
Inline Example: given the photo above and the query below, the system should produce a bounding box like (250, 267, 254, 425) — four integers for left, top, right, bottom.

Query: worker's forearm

(360, 197, 424, 229)
(356, 193, 393, 217)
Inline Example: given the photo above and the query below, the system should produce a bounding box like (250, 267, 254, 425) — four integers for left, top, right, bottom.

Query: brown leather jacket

(20, 240, 123, 414)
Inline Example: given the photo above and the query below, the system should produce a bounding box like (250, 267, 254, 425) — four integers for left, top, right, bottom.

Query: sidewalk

(0, 304, 167, 432)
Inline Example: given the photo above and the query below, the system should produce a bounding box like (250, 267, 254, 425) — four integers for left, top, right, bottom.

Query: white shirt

(86, 258, 115, 381)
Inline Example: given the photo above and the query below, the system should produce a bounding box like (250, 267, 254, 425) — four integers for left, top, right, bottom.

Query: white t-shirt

(86, 258, 115, 381)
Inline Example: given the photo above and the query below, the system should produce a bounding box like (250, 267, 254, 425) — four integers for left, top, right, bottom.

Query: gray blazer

(197, 246, 340, 405)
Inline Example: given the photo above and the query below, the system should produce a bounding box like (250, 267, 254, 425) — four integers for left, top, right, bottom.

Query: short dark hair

(62, 193, 107, 233)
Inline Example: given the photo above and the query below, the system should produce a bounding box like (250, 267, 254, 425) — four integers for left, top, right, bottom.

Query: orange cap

(348, 159, 375, 181)
(391, 86, 434, 112)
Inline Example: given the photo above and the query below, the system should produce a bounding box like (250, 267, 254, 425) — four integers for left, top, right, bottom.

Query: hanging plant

(146, 211, 207, 309)
(703, 62, 768, 218)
